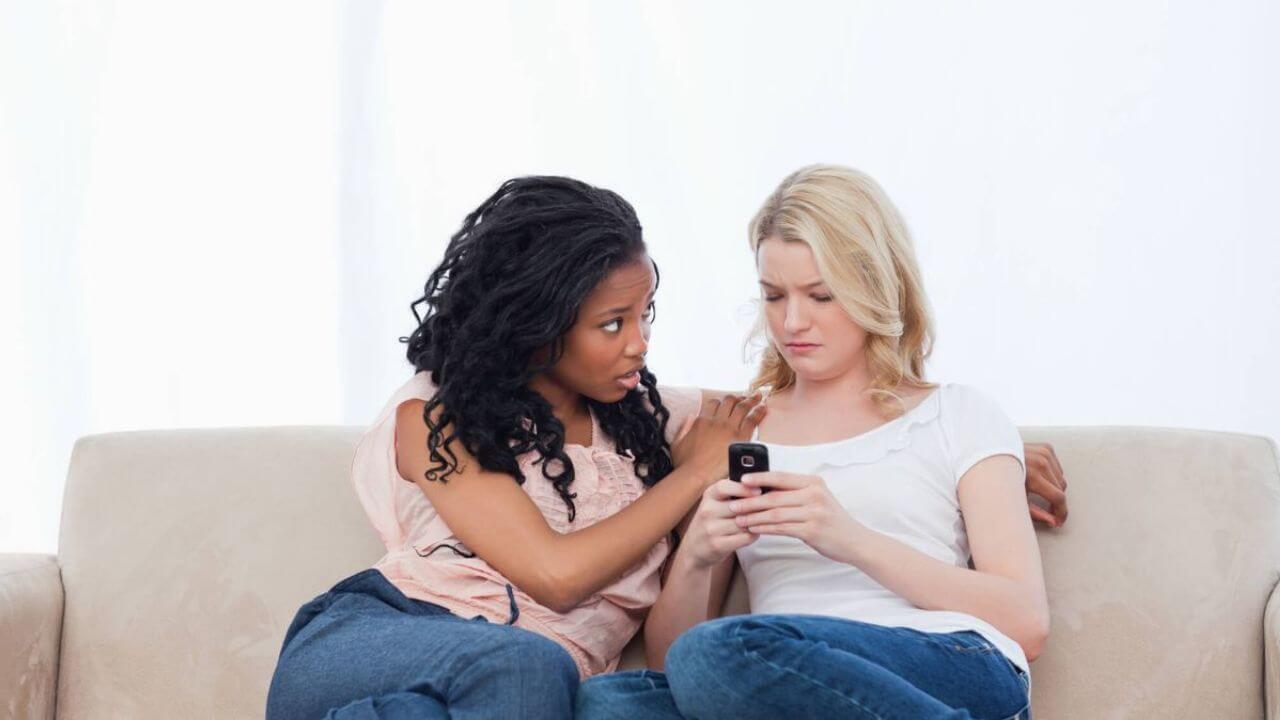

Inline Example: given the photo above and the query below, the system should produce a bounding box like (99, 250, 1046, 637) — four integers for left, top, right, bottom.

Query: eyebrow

(595, 291, 657, 318)
(758, 280, 827, 290)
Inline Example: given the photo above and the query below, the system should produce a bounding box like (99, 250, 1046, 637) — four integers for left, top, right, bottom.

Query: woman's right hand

(682, 479, 762, 567)
(671, 392, 766, 484)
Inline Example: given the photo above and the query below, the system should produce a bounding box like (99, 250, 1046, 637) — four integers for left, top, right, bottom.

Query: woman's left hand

(730, 471, 865, 563)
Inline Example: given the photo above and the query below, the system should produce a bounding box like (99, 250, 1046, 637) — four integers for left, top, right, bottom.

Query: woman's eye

(602, 319, 622, 333)
(764, 295, 783, 303)
(813, 295, 833, 303)
(642, 302, 656, 323)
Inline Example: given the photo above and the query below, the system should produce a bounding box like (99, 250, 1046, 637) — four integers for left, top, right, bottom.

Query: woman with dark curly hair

(264, 176, 766, 719)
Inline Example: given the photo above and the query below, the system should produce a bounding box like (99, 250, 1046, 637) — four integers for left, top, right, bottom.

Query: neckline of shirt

(753, 384, 945, 451)
(564, 405, 603, 451)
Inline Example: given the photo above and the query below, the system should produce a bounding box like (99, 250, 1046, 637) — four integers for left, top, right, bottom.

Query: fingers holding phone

(683, 479, 761, 568)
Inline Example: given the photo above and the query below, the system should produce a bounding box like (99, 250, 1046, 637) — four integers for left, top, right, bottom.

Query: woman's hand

(1023, 442, 1068, 527)
(671, 392, 766, 485)
(680, 479, 761, 568)
(730, 471, 866, 563)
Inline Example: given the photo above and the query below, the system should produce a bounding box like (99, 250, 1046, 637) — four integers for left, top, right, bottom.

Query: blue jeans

(265, 568, 579, 719)
(577, 614, 1031, 720)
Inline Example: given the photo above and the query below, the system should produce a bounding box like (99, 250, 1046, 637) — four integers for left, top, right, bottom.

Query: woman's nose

(627, 322, 650, 357)
(784, 299, 809, 333)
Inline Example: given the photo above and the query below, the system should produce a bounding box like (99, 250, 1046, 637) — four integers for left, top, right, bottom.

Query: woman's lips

(616, 370, 641, 390)
(785, 343, 820, 355)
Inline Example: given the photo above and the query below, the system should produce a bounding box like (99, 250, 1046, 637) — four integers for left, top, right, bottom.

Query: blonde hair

(747, 164, 936, 418)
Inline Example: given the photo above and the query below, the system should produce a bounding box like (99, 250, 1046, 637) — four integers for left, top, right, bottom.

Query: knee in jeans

(490, 631, 579, 689)
(667, 617, 807, 716)
(666, 617, 747, 675)
(665, 619, 746, 704)
(725, 616, 805, 655)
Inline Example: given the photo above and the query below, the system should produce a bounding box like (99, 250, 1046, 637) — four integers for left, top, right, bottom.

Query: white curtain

(4, 0, 1278, 553)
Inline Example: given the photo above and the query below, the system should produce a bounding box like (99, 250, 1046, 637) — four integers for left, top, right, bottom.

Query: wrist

(675, 454, 720, 487)
(674, 541, 721, 573)
(836, 520, 875, 565)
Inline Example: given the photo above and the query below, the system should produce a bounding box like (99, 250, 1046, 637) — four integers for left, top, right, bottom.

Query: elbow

(541, 592, 582, 616)
(1018, 610, 1051, 663)
(527, 563, 588, 615)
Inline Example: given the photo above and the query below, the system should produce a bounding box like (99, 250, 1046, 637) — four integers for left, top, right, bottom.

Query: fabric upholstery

(0, 424, 1275, 719)
(0, 553, 61, 720)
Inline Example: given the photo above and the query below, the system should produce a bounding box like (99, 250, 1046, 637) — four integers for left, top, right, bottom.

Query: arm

(736, 457, 1050, 661)
(655, 386, 753, 570)
(850, 455, 1049, 659)
(642, 386, 763, 666)
(644, 479, 756, 669)
(645, 553, 738, 669)
(395, 394, 763, 614)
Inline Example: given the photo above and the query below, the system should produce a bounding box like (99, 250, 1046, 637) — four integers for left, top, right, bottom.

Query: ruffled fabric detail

(519, 427, 648, 533)
(767, 387, 944, 469)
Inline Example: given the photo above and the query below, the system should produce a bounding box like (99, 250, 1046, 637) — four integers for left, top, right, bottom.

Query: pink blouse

(350, 371, 702, 678)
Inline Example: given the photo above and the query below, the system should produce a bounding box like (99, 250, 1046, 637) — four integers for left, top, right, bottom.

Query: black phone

(729, 442, 770, 491)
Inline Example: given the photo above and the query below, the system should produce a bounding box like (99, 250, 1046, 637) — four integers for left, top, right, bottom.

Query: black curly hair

(399, 176, 675, 522)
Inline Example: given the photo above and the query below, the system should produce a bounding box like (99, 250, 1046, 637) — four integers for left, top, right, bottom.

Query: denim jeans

(577, 614, 1031, 720)
(265, 567, 579, 719)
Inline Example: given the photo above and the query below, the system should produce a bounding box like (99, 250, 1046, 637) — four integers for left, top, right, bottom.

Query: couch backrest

(56, 427, 382, 719)
(56, 425, 1280, 719)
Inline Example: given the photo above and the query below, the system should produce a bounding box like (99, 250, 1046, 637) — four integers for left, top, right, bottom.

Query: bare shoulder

(393, 398, 476, 483)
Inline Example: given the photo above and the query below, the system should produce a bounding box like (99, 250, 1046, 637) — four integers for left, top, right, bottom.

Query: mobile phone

(729, 442, 770, 491)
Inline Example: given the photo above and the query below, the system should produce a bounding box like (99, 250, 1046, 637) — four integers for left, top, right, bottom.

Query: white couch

(2, 424, 1278, 718)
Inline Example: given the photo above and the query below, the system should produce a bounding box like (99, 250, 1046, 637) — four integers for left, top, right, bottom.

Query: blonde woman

(577, 165, 1046, 720)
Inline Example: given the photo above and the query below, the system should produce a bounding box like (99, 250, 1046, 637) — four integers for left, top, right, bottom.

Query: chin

(589, 386, 631, 404)
(786, 356, 825, 374)
(790, 363, 842, 383)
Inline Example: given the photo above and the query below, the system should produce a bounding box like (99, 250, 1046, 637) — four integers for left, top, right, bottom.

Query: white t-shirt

(737, 383, 1031, 675)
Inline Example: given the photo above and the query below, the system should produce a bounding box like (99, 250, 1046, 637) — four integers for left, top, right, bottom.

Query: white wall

(3, 0, 1277, 553)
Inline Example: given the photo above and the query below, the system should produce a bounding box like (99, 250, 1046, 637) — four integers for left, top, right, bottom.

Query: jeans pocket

(938, 631, 999, 653)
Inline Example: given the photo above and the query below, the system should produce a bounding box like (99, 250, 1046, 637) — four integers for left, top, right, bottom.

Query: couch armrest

(0, 554, 63, 720)
(1267, 578, 1280, 720)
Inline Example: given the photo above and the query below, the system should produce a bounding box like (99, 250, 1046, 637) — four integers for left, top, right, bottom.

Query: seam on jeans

(731, 623, 887, 720)
(947, 645, 999, 653)
(933, 631, 999, 654)
(997, 700, 1031, 720)
(900, 629, 1028, 718)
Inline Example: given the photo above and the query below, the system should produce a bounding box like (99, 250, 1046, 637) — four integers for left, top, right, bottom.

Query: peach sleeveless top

(350, 371, 701, 678)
